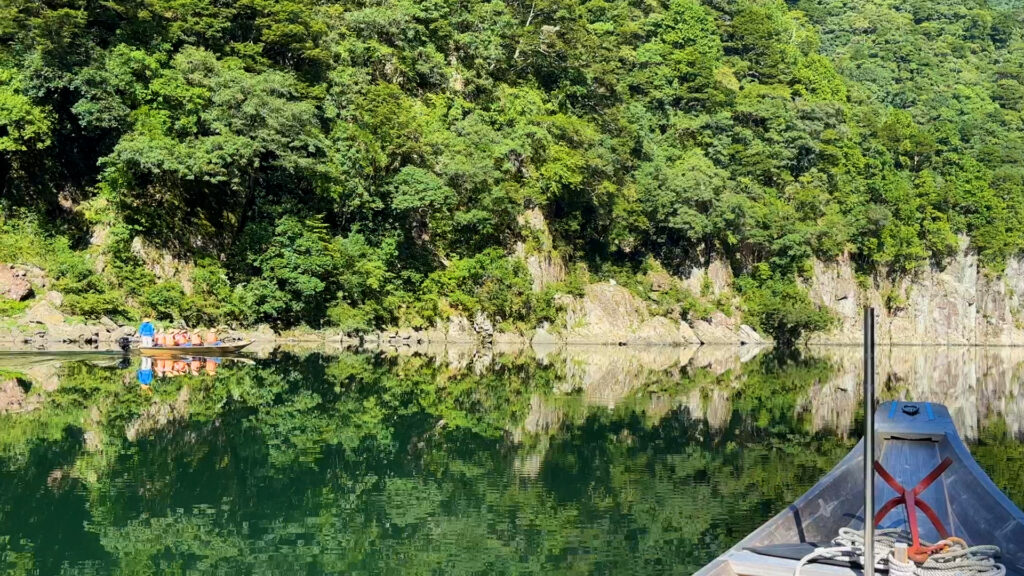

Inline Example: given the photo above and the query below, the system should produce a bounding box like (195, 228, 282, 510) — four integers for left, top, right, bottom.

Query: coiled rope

(794, 528, 1005, 576)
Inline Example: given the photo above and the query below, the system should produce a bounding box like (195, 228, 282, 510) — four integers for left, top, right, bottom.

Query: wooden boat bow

(695, 401, 1024, 576)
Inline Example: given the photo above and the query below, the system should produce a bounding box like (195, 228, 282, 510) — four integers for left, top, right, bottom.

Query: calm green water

(0, 345, 1022, 575)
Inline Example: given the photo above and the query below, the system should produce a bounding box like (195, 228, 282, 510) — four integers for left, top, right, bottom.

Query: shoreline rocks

(0, 280, 768, 350)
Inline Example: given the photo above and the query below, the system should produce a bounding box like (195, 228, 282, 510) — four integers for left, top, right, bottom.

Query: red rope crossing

(872, 457, 954, 563)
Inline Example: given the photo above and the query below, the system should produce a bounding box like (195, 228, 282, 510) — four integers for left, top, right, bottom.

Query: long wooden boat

(696, 401, 1024, 576)
(138, 340, 253, 357)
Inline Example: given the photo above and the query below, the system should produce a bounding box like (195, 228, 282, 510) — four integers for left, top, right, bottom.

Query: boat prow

(696, 401, 1024, 576)
(138, 340, 254, 357)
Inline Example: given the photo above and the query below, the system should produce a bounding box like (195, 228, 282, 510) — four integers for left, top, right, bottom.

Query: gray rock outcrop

(515, 208, 567, 291)
(560, 283, 707, 345)
(446, 315, 477, 343)
(807, 239, 1024, 345)
(24, 301, 64, 326)
(691, 311, 742, 344)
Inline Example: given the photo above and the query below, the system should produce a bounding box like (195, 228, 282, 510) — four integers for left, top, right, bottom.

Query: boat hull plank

(939, 435, 1024, 567)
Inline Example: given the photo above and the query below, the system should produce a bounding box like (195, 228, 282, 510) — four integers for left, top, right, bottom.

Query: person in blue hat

(139, 318, 156, 347)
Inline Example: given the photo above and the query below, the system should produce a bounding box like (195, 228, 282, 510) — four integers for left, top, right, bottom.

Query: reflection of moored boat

(138, 340, 253, 357)
(695, 401, 1024, 576)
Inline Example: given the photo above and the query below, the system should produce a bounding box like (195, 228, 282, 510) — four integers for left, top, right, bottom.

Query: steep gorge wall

(517, 208, 765, 346)
(807, 243, 1024, 345)
(536, 239, 1024, 346)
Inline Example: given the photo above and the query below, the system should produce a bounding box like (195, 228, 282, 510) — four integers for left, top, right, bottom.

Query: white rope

(794, 528, 1005, 576)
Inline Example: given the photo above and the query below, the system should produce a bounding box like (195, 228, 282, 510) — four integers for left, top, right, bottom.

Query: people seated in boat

(139, 319, 155, 347)
(147, 328, 227, 348)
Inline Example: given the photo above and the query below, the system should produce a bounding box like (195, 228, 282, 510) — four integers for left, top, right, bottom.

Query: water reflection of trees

(0, 350, 845, 574)
(0, 345, 1022, 574)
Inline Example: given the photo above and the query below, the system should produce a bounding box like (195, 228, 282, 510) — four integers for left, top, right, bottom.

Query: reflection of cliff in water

(4, 343, 1024, 446)
(495, 344, 1024, 477)
(804, 346, 1024, 440)
(357, 341, 1024, 441)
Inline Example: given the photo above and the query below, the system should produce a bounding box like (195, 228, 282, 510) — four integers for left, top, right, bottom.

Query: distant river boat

(136, 340, 254, 357)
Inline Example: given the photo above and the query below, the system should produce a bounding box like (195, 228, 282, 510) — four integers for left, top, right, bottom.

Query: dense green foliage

(2, 0, 1023, 336)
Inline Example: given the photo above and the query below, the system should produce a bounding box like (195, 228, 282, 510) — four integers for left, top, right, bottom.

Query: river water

(0, 344, 1021, 574)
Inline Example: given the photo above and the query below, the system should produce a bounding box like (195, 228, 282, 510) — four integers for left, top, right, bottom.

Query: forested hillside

(1, 0, 1023, 339)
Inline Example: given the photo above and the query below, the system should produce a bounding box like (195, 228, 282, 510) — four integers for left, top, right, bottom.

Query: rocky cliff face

(533, 236, 1024, 345)
(515, 206, 1024, 344)
(559, 283, 696, 345)
(807, 241, 1024, 345)
(513, 210, 765, 346)
(551, 282, 764, 345)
